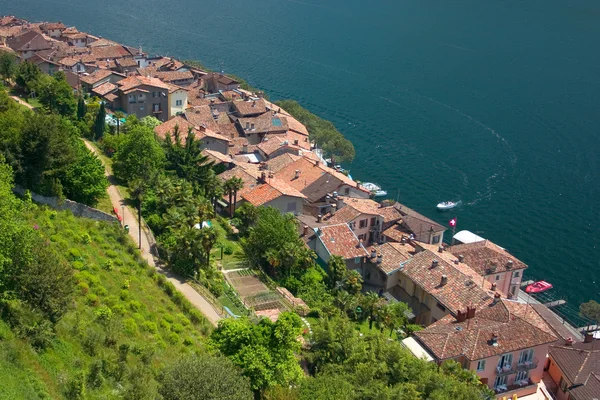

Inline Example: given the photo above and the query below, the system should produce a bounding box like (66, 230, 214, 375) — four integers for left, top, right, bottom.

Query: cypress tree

(76, 97, 87, 120)
(94, 102, 106, 140)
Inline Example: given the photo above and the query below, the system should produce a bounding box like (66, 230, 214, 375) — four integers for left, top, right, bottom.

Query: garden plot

(225, 270, 289, 312)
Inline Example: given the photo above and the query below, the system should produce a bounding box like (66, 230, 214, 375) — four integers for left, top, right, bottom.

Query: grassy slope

(0, 207, 212, 399)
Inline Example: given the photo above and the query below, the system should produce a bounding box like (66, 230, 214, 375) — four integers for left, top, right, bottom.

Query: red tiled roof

(415, 298, 558, 361)
(201, 149, 233, 164)
(92, 81, 117, 96)
(90, 45, 132, 60)
(115, 57, 138, 68)
(447, 240, 527, 276)
(368, 242, 416, 274)
(117, 75, 168, 91)
(218, 166, 260, 200)
(154, 116, 194, 140)
(58, 56, 83, 67)
(400, 249, 494, 314)
(257, 135, 302, 157)
(238, 113, 288, 134)
(317, 223, 369, 260)
(233, 98, 267, 116)
(265, 153, 301, 173)
(549, 344, 600, 386)
(80, 69, 114, 85)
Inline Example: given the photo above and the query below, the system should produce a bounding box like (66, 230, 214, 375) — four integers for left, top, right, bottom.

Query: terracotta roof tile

(115, 57, 138, 68)
(92, 81, 117, 96)
(117, 75, 168, 91)
(233, 98, 267, 116)
(238, 113, 288, 134)
(90, 45, 131, 60)
(549, 344, 600, 385)
(265, 153, 301, 173)
(415, 298, 558, 361)
(218, 166, 260, 200)
(569, 372, 600, 400)
(154, 116, 195, 140)
(201, 149, 233, 164)
(367, 242, 416, 274)
(80, 69, 114, 85)
(447, 240, 527, 276)
(317, 223, 369, 260)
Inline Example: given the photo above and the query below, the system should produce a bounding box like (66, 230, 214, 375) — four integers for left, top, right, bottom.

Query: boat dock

(517, 290, 583, 340)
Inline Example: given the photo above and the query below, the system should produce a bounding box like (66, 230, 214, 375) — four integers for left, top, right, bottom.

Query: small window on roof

(495, 275, 501, 281)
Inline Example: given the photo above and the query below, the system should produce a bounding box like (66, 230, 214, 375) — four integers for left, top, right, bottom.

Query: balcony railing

(495, 364, 516, 376)
(517, 358, 538, 371)
(152, 108, 162, 114)
(494, 378, 535, 395)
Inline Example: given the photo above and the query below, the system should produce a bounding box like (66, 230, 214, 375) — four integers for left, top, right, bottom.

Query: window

(515, 370, 529, 383)
(432, 235, 440, 244)
(476, 360, 486, 372)
(370, 217, 376, 226)
(518, 349, 534, 364)
(139, 105, 144, 111)
(354, 257, 361, 264)
(286, 202, 297, 213)
(152, 91, 156, 98)
(128, 94, 136, 103)
(494, 375, 507, 389)
(495, 274, 501, 281)
(513, 271, 520, 278)
(344, 187, 350, 195)
(358, 234, 367, 241)
(497, 353, 513, 370)
(176, 99, 183, 106)
(559, 377, 568, 392)
(359, 219, 368, 228)
(436, 302, 446, 312)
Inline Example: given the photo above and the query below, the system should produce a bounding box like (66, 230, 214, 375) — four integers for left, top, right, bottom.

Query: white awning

(401, 337, 434, 362)
(453, 230, 485, 244)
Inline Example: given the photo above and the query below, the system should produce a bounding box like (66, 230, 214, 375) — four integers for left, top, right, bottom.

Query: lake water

(3, 0, 599, 307)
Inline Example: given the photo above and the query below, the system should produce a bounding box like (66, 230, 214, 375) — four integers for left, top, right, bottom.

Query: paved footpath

(11, 96, 35, 110)
(83, 140, 223, 326)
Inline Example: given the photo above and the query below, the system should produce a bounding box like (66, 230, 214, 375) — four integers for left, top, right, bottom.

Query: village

(1, 16, 598, 400)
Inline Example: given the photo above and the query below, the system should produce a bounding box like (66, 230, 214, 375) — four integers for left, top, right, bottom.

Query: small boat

(437, 201, 456, 211)
(526, 281, 553, 294)
(362, 182, 387, 197)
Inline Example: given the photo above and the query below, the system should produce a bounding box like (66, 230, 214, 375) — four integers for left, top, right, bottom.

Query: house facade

(117, 75, 169, 121)
(314, 223, 369, 272)
(167, 84, 189, 118)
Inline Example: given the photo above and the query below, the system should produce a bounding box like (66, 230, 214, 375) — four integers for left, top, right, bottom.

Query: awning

(401, 337, 434, 362)
(453, 230, 485, 244)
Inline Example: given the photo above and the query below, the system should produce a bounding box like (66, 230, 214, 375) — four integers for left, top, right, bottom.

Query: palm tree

(201, 226, 220, 268)
(114, 111, 124, 134)
(361, 291, 384, 330)
(223, 178, 235, 217)
(129, 178, 146, 249)
(229, 177, 244, 217)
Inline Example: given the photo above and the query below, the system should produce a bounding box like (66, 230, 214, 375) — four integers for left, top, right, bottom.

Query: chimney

(584, 333, 594, 343)
(245, 122, 250, 130)
(506, 260, 514, 269)
(565, 337, 574, 346)
(458, 255, 464, 263)
(492, 292, 501, 304)
(268, 171, 274, 179)
(303, 225, 309, 237)
(456, 310, 467, 323)
(337, 197, 344, 210)
(198, 124, 206, 132)
(330, 204, 337, 216)
(438, 246, 444, 253)
(440, 275, 448, 286)
(317, 214, 323, 223)
(260, 171, 266, 183)
(252, 100, 256, 107)
(376, 253, 383, 264)
(315, 159, 320, 167)
(242, 144, 248, 153)
(491, 333, 499, 345)
(431, 259, 439, 268)
(401, 237, 407, 245)
(370, 248, 377, 258)
(326, 195, 331, 204)
(294, 170, 300, 179)
(491, 282, 497, 291)
(358, 238, 364, 248)
(466, 306, 476, 319)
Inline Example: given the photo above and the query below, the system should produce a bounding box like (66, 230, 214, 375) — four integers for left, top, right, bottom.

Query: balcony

(517, 358, 538, 371)
(494, 378, 535, 395)
(495, 364, 516, 376)
(152, 108, 163, 114)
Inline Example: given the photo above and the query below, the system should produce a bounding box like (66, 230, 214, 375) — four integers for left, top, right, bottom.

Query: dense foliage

(275, 99, 355, 162)
(580, 299, 600, 322)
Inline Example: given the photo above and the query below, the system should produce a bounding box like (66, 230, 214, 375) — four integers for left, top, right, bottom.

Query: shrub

(142, 321, 158, 333)
(94, 306, 113, 322)
(86, 293, 99, 307)
(132, 313, 145, 323)
(68, 248, 82, 260)
(183, 337, 194, 346)
(87, 359, 104, 388)
(77, 282, 89, 295)
(123, 318, 138, 336)
(166, 332, 179, 344)
(95, 286, 108, 297)
(163, 314, 174, 323)
(101, 260, 113, 271)
(119, 289, 129, 300)
(80, 233, 92, 244)
(175, 313, 190, 326)
(159, 320, 171, 331)
(189, 309, 205, 325)
(127, 300, 141, 312)
(104, 295, 118, 308)
(223, 244, 234, 255)
(112, 304, 126, 316)
(105, 249, 118, 259)
(72, 261, 85, 271)
(122, 279, 130, 289)
(82, 328, 103, 356)
(171, 323, 184, 334)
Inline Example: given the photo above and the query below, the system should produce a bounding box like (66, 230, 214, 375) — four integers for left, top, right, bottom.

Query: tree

(298, 373, 354, 400)
(76, 97, 87, 120)
(37, 71, 77, 117)
(93, 102, 106, 140)
(61, 142, 108, 206)
(129, 178, 147, 249)
(114, 111, 124, 134)
(230, 177, 244, 216)
(113, 125, 165, 183)
(0, 52, 17, 82)
(327, 255, 347, 290)
(361, 291, 384, 329)
(342, 270, 363, 294)
(15, 61, 41, 94)
(580, 300, 600, 322)
(234, 202, 258, 234)
(200, 226, 220, 268)
(210, 313, 304, 391)
(159, 354, 253, 400)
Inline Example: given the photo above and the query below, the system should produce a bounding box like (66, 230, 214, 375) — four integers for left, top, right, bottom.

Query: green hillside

(0, 204, 212, 399)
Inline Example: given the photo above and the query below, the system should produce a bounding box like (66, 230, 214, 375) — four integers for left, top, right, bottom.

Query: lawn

(0, 206, 213, 398)
(210, 219, 245, 270)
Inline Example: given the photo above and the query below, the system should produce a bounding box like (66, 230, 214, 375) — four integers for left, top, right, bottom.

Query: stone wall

(13, 186, 118, 223)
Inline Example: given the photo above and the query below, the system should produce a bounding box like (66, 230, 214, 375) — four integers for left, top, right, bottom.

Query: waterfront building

(382, 202, 446, 245)
(312, 223, 369, 271)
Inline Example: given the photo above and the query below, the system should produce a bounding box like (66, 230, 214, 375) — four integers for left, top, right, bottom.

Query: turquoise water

(4, 0, 599, 305)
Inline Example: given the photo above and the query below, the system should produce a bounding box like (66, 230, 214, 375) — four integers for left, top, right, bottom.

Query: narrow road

(11, 95, 35, 110)
(83, 140, 223, 326)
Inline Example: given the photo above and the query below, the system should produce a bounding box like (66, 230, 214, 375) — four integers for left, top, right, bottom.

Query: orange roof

(448, 240, 527, 277)
(201, 149, 233, 164)
(317, 223, 369, 260)
(118, 75, 168, 92)
(415, 298, 558, 361)
(154, 116, 194, 140)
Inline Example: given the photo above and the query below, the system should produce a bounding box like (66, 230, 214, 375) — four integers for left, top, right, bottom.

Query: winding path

(83, 140, 223, 326)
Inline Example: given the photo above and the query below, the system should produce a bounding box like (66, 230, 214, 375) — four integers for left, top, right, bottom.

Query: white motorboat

(437, 201, 456, 211)
(362, 182, 387, 197)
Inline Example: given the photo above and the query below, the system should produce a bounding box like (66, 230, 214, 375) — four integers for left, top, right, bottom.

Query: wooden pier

(543, 300, 566, 308)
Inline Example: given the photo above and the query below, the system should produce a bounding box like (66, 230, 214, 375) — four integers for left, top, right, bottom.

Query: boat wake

(466, 172, 502, 206)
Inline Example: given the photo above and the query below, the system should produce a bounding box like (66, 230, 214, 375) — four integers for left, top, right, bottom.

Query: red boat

(526, 281, 553, 294)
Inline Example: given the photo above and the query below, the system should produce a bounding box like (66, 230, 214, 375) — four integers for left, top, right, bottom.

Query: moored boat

(526, 281, 553, 294)
(362, 182, 387, 197)
(437, 201, 456, 211)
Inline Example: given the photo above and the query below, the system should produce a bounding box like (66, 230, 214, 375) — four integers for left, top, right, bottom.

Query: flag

(449, 218, 457, 227)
